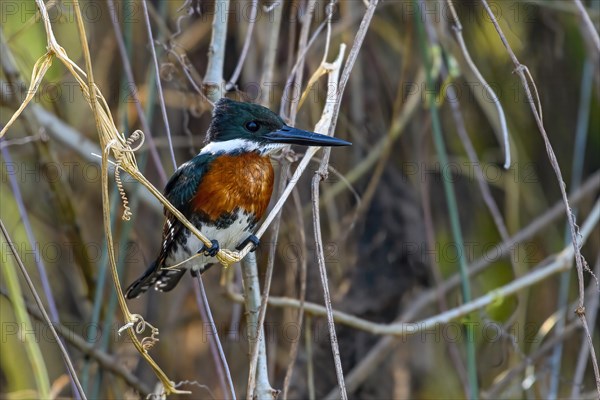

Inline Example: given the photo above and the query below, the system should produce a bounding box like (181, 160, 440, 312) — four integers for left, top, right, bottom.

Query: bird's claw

(236, 235, 260, 252)
(198, 240, 220, 257)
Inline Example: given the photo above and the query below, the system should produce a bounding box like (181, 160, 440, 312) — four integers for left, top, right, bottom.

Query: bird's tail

(125, 261, 186, 299)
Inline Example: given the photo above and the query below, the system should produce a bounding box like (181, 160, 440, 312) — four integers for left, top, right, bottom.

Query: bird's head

(202, 98, 351, 155)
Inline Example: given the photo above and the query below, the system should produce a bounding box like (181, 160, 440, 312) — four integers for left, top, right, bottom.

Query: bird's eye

(245, 121, 260, 132)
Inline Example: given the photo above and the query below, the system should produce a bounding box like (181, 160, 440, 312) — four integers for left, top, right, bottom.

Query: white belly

(165, 209, 254, 271)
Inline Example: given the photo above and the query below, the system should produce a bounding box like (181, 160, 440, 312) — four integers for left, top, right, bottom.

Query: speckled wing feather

(125, 154, 214, 299)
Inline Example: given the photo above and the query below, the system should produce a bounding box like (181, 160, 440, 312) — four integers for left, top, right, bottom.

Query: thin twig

(1, 219, 87, 399)
(573, 0, 600, 52)
(141, 0, 177, 170)
(577, 291, 600, 398)
(309, 44, 350, 400)
(445, 77, 513, 252)
(549, 56, 595, 399)
(446, 0, 510, 169)
(305, 316, 316, 400)
(193, 275, 236, 400)
(572, 256, 600, 399)
(523, 0, 600, 15)
(312, 175, 347, 399)
(226, 0, 258, 90)
(281, 187, 308, 400)
(0, 134, 39, 148)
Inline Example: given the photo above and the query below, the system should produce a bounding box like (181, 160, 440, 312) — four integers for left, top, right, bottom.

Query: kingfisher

(125, 98, 351, 299)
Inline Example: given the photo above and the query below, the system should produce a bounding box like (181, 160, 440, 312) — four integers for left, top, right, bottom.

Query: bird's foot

(198, 240, 220, 257)
(236, 235, 260, 252)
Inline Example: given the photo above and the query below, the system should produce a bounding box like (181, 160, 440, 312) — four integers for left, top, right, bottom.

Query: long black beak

(264, 126, 351, 147)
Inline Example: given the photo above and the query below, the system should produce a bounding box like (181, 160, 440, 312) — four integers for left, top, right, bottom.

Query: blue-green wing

(163, 153, 215, 215)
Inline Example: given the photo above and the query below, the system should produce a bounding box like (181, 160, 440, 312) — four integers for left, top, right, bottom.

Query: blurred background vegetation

(1, 0, 599, 399)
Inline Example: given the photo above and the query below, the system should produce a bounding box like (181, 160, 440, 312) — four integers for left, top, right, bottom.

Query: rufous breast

(192, 152, 274, 221)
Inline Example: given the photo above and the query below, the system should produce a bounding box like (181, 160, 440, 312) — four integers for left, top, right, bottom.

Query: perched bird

(125, 98, 351, 299)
